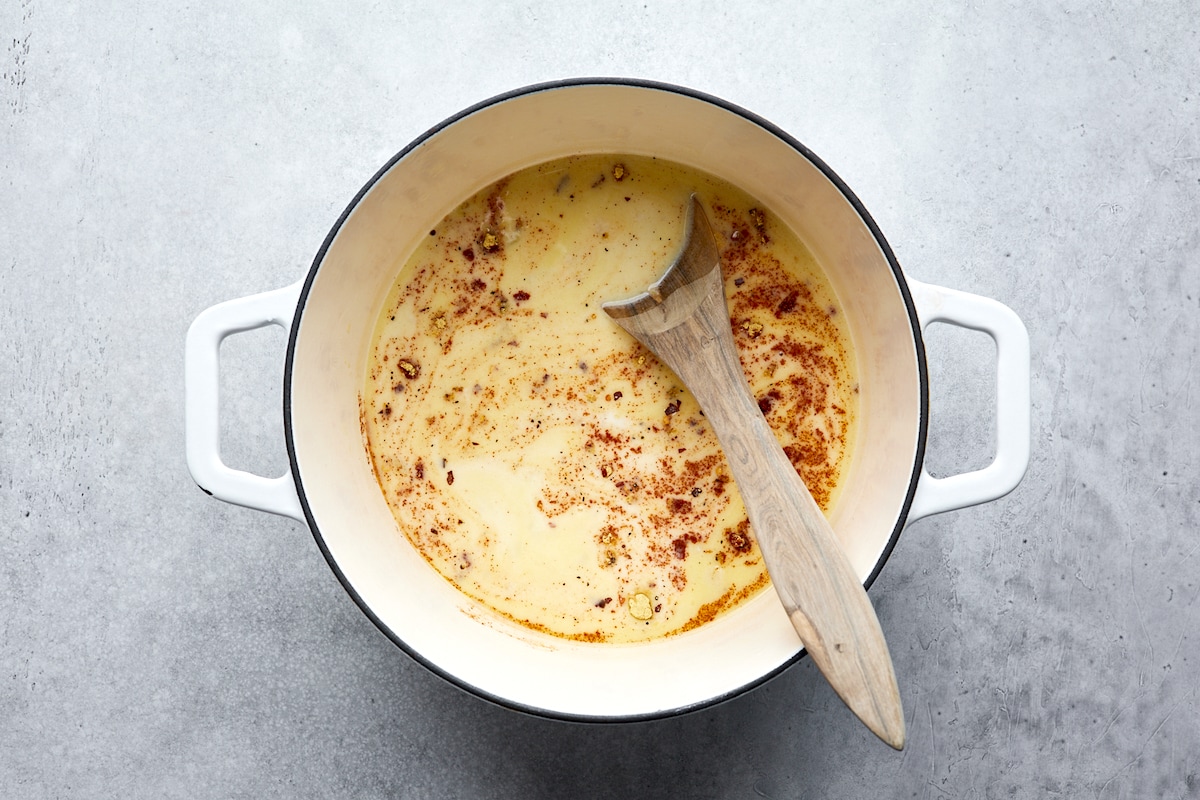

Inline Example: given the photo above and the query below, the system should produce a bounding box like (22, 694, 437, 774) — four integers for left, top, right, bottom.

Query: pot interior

(286, 82, 922, 719)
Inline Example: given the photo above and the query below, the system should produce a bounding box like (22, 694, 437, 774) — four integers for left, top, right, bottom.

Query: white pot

(185, 80, 1030, 720)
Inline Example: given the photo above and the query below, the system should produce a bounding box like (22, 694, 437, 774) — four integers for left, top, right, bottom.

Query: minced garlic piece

(628, 592, 653, 621)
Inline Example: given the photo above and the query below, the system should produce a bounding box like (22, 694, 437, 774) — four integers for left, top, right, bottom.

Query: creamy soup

(362, 154, 858, 643)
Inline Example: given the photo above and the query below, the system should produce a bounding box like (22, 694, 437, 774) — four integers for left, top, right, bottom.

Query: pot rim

(281, 77, 930, 723)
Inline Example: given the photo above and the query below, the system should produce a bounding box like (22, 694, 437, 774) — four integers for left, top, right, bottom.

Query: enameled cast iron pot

(185, 79, 1030, 721)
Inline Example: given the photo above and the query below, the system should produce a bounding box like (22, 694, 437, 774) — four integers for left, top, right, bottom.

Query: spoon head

(601, 195, 721, 324)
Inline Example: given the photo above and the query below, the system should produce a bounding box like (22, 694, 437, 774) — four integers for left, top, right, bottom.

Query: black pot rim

(282, 77, 929, 724)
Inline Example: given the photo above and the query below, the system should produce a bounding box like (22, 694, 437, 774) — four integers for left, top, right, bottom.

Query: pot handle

(185, 283, 306, 521)
(906, 280, 1030, 522)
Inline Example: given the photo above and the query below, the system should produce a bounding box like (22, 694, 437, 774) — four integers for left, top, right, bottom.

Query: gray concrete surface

(2, 2, 1197, 797)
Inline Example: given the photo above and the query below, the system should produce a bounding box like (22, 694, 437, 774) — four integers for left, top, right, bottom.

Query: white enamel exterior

(184, 82, 1031, 719)
(906, 280, 1031, 521)
(185, 282, 305, 521)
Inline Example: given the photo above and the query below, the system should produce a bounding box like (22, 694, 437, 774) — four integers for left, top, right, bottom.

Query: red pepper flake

(776, 289, 799, 317)
(595, 597, 612, 608)
(612, 390, 623, 400)
(446, 470, 455, 485)
(469, 278, 486, 292)
(665, 399, 681, 416)
(672, 538, 688, 560)
(669, 498, 693, 514)
(415, 460, 424, 479)
(462, 248, 475, 261)
(513, 289, 531, 303)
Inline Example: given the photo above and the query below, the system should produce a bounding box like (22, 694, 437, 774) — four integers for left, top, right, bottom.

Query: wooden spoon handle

(640, 269, 906, 749)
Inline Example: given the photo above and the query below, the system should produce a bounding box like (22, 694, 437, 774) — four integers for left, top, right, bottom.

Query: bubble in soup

(362, 154, 858, 644)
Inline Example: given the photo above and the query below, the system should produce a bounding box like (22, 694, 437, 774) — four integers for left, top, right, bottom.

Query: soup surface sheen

(363, 154, 858, 643)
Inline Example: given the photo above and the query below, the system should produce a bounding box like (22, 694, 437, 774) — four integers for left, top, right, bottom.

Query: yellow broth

(362, 154, 858, 643)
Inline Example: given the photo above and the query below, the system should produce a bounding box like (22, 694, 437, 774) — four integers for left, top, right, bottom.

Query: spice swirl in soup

(362, 154, 858, 644)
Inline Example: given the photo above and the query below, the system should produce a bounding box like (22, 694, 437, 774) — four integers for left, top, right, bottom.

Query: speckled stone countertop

(2, 3, 1197, 797)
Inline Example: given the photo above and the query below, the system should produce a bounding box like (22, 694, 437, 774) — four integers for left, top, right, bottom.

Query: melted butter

(362, 155, 858, 643)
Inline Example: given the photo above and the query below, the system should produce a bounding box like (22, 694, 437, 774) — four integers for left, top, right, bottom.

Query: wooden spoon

(602, 196, 905, 749)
